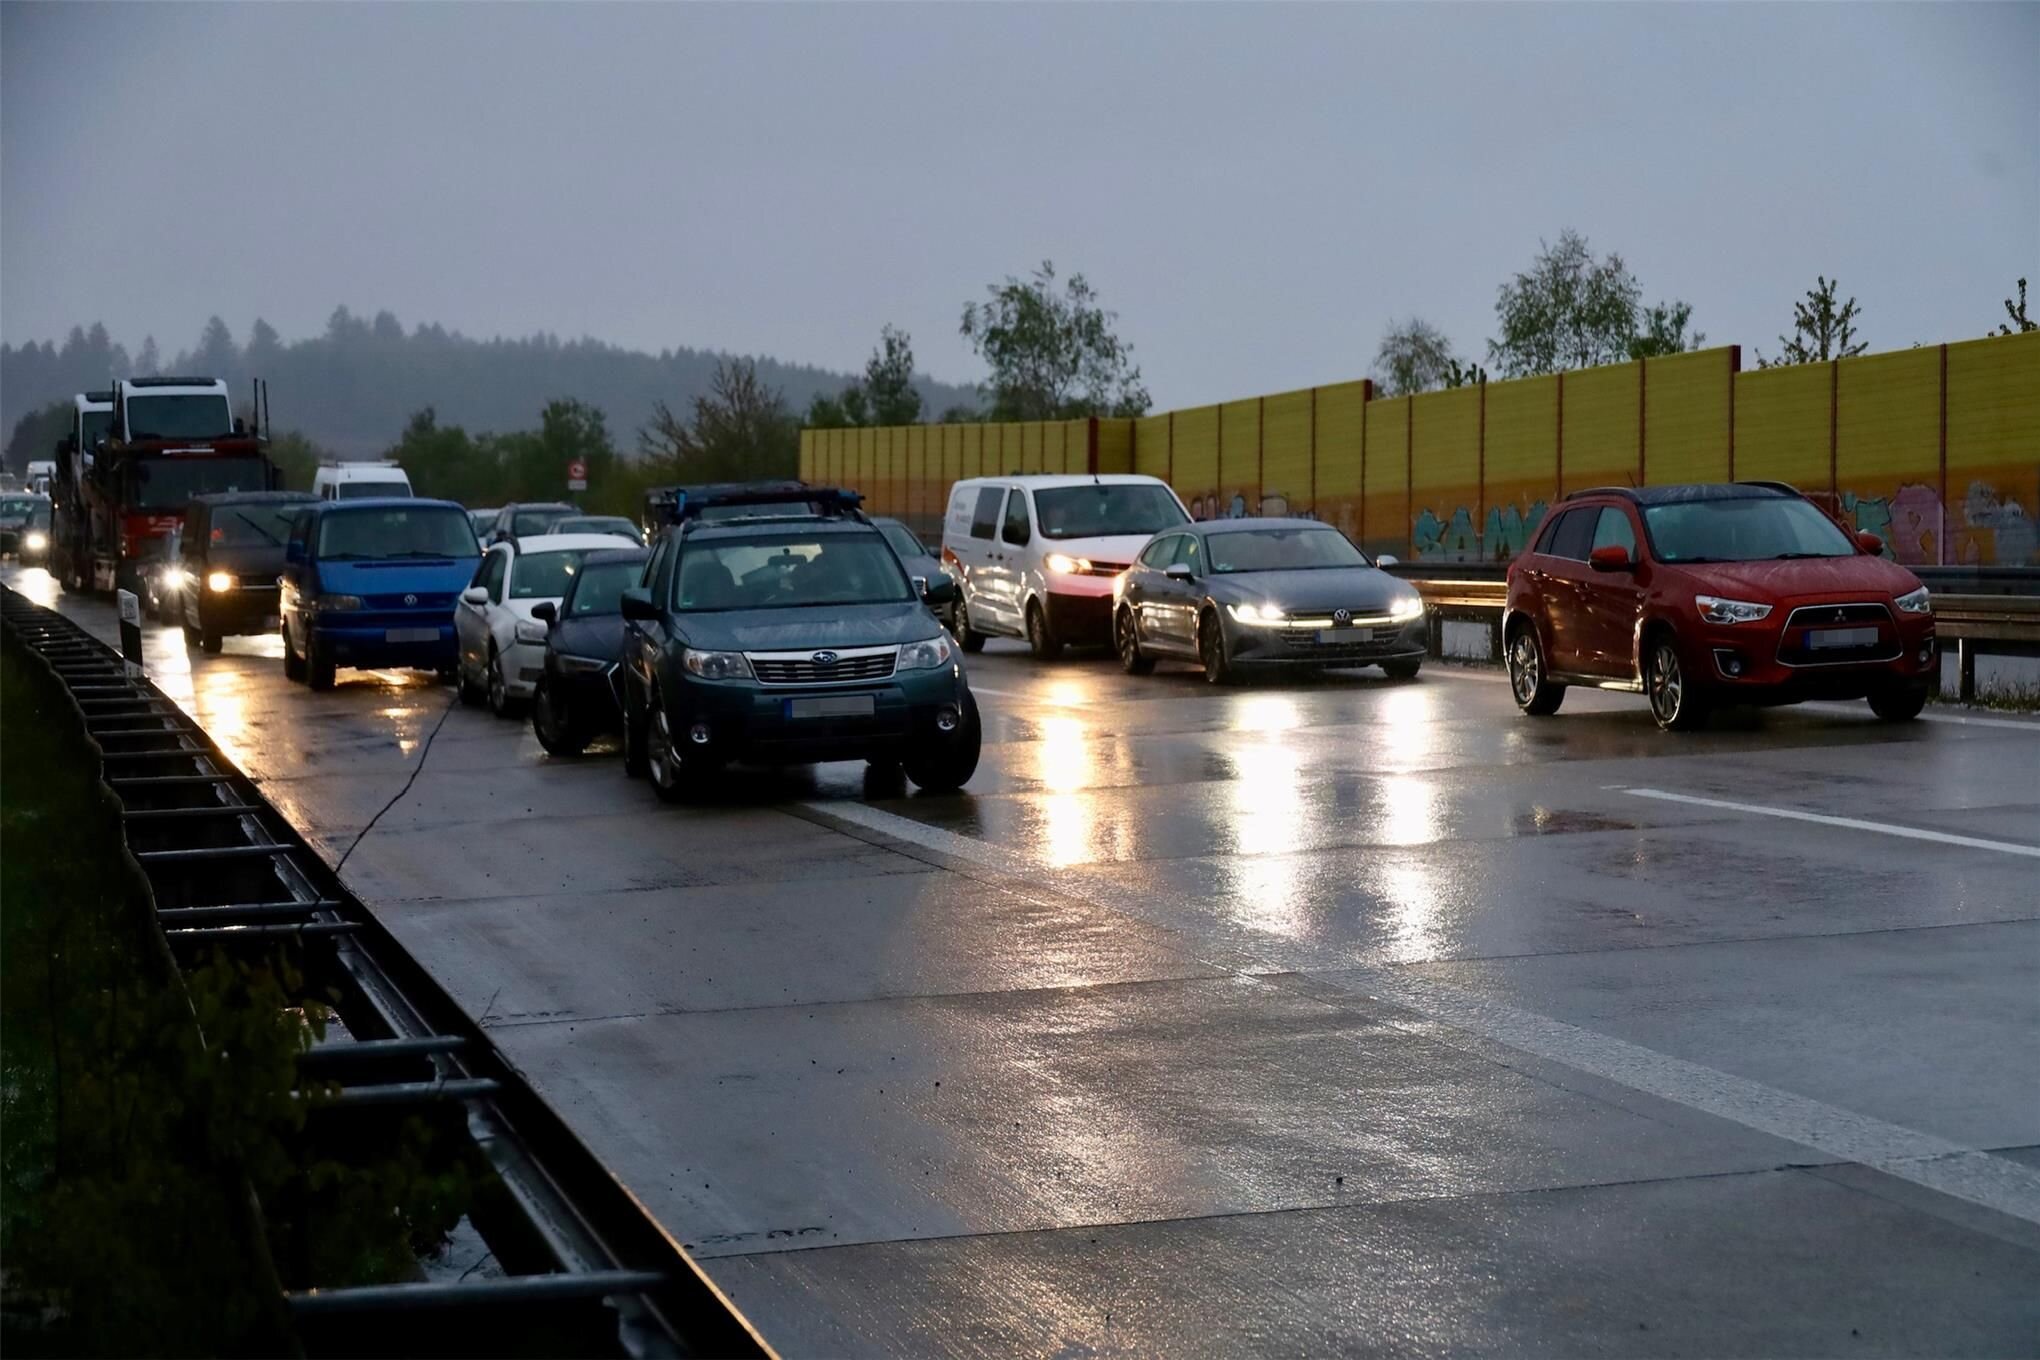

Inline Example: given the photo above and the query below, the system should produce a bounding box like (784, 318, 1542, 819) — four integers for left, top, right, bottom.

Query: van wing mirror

(619, 587, 658, 621)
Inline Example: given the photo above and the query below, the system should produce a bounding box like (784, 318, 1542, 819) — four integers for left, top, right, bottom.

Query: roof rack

(124, 376, 225, 388)
(647, 481, 865, 529)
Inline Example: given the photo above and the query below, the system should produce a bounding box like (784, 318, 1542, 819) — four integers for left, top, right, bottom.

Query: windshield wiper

(232, 510, 282, 546)
(1772, 552, 1843, 560)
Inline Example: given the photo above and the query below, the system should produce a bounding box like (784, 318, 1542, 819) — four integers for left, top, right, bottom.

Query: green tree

(959, 261, 1150, 420)
(1627, 300, 1706, 359)
(1999, 278, 2035, 336)
(638, 357, 797, 482)
(385, 408, 499, 505)
(265, 431, 326, 491)
(1371, 317, 1465, 397)
(134, 335, 161, 377)
(862, 324, 923, 426)
(1757, 276, 1865, 367)
(1487, 230, 1643, 376)
(804, 384, 870, 431)
(3, 400, 71, 477)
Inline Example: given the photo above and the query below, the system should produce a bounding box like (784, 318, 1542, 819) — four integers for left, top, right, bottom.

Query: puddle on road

(1511, 807, 1639, 837)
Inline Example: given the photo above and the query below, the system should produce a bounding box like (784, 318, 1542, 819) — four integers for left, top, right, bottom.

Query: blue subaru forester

(280, 498, 480, 690)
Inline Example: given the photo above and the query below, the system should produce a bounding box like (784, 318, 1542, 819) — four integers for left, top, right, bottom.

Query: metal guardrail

(0, 586, 775, 1360)
(1395, 569, 2040, 702)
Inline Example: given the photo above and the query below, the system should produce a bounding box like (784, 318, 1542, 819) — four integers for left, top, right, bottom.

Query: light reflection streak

(1223, 738, 1307, 935)
(1037, 715, 1097, 867)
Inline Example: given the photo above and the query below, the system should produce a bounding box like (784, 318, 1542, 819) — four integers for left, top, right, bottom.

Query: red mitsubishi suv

(1503, 482, 1936, 731)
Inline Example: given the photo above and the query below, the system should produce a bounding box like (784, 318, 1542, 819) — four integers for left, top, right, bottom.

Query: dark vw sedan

(529, 546, 649, 755)
(1112, 518, 1428, 683)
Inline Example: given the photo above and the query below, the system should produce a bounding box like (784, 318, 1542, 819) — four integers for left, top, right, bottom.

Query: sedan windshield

(1035, 485, 1188, 540)
(0, 496, 43, 521)
(1643, 497, 1856, 563)
(555, 516, 642, 542)
(510, 549, 595, 599)
(567, 561, 642, 616)
(1207, 527, 1369, 573)
(316, 506, 480, 561)
(673, 534, 911, 611)
(513, 507, 575, 536)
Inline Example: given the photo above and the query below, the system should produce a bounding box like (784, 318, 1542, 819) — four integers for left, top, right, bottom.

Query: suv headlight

(313, 593, 363, 612)
(1226, 602, 1288, 625)
(682, 647, 752, 681)
(1389, 593, 1425, 622)
(1696, 595, 1772, 625)
(898, 634, 955, 671)
(515, 619, 549, 644)
(1894, 586, 1932, 615)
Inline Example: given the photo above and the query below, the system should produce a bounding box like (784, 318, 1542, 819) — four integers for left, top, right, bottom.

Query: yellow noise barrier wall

(800, 332, 2040, 565)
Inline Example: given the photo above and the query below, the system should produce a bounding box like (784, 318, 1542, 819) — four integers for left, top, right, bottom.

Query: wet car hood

(311, 558, 481, 599)
(196, 543, 291, 577)
(674, 600, 943, 652)
(1203, 566, 1416, 613)
(1657, 554, 1920, 600)
(550, 614, 625, 662)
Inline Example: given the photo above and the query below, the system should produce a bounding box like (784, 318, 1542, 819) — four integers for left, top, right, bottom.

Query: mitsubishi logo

(812, 650, 839, 666)
(1833, 610, 1847, 623)
(1333, 609, 1351, 624)
(404, 593, 418, 606)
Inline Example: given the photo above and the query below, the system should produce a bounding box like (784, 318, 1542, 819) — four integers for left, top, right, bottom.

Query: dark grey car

(1112, 518, 1428, 684)
(873, 518, 961, 636)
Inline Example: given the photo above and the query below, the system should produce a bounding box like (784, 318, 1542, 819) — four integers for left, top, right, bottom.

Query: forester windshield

(1643, 497, 1857, 563)
(673, 534, 911, 611)
(1207, 527, 1369, 573)
(1035, 484, 1187, 540)
(124, 395, 234, 440)
(316, 506, 480, 561)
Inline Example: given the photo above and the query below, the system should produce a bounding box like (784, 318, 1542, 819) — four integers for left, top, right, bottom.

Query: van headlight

(1226, 602, 1288, 625)
(1044, 553, 1091, 575)
(23, 531, 46, 551)
(898, 634, 955, 670)
(205, 570, 235, 593)
(682, 648, 752, 681)
(313, 594, 363, 612)
(1894, 586, 1932, 615)
(1696, 595, 1772, 625)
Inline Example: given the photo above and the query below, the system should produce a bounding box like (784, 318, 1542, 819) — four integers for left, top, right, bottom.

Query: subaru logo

(1333, 609, 1351, 624)
(812, 650, 839, 666)
(404, 593, 418, 606)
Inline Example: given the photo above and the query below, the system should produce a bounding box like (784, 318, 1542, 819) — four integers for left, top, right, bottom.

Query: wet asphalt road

(10, 564, 2039, 1358)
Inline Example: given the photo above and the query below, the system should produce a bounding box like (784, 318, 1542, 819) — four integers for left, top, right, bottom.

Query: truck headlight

(1894, 586, 1932, 615)
(205, 570, 235, 593)
(1696, 595, 1772, 625)
(1226, 602, 1288, 625)
(515, 619, 549, 644)
(1389, 594, 1425, 622)
(682, 648, 752, 681)
(898, 634, 955, 671)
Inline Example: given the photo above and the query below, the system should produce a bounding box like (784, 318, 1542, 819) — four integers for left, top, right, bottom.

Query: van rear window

(968, 487, 1004, 539)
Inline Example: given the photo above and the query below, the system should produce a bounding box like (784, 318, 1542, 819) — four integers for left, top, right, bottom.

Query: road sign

(116, 588, 144, 674)
(567, 458, 588, 492)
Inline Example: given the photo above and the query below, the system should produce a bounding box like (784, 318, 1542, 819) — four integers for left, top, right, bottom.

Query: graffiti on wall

(1410, 501, 1550, 562)
(1839, 481, 2037, 566)
(1185, 492, 1312, 521)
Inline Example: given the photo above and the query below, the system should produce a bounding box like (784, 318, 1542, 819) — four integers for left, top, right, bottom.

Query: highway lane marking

(805, 797, 2040, 1229)
(1623, 788, 2040, 859)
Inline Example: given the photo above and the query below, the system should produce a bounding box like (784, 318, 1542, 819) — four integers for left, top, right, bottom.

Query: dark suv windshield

(129, 457, 269, 511)
(673, 533, 911, 611)
(124, 395, 234, 440)
(316, 506, 480, 561)
(1643, 497, 1856, 563)
(1208, 527, 1369, 573)
(567, 561, 642, 616)
(210, 503, 302, 547)
(1035, 484, 1187, 540)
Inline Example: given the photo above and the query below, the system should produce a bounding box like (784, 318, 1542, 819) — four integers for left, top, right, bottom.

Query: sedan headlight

(556, 654, 610, 674)
(1388, 594, 1425, 622)
(1226, 602, 1289, 625)
(682, 647, 752, 681)
(205, 570, 235, 593)
(514, 619, 549, 644)
(313, 593, 363, 612)
(24, 531, 48, 551)
(898, 633, 955, 671)
(1696, 595, 1772, 625)
(1894, 586, 1932, 615)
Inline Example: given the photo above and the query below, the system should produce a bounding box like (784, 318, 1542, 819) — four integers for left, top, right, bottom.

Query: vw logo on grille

(811, 650, 840, 666)
(404, 593, 418, 606)
(1333, 609, 1351, 624)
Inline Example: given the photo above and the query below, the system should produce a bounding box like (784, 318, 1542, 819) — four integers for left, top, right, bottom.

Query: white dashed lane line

(1623, 787, 2040, 859)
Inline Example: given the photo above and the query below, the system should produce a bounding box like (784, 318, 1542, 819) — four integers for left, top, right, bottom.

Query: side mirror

(233, 417, 247, 435)
(1589, 544, 1635, 572)
(923, 575, 958, 606)
(531, 601, 557, 624)
(1164, 562, 1195, 581)
(460, 586, 489, 606)
(619, 587, 658, 621)
(1855, 531, 1885, 555)
(1375, 554, 1401, 568)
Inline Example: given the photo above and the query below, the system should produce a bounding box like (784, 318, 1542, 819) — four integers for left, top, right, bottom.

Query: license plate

(787, 695, 875, 719)
(1807, 626, 1878, 649)
(1318, 628, 1373, 644)
(385, 627, 440, 643)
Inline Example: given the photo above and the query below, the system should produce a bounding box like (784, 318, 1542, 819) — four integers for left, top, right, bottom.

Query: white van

(313, 459, 413, 501)
(941, 473, 1191, 658)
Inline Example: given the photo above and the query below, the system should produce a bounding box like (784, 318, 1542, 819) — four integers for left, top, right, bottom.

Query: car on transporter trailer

(618, 485, 978, 800)
(1503, 481, 1937, 731)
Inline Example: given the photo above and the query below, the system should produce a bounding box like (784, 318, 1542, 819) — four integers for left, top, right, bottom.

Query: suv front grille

(1777, 602, 1900, 667)
(748, 647, 897, 686)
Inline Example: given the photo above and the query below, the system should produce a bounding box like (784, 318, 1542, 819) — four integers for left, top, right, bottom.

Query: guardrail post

(1957, 639, 1976, 703)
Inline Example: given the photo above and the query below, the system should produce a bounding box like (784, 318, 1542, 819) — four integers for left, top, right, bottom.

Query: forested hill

(1, 311, 979, 459)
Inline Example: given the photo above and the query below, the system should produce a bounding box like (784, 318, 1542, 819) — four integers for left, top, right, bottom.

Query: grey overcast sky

(3, 2, 2035, 408)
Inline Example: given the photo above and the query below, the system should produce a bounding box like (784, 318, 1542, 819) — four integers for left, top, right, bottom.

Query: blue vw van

(281, 498, 480, 689)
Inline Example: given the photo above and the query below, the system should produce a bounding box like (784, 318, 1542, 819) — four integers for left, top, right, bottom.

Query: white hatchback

(455, 531, 639, 716)
(940, 474, 1191, 657)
